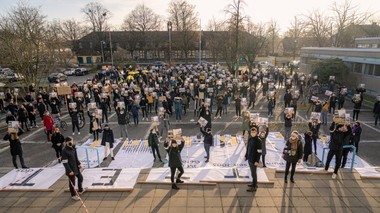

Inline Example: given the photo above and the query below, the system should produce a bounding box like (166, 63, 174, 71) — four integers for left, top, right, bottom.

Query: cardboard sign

(69, 102, 77, 109)
(353, 94, 361, 102)
(337, 109, 346, 118)
(49, 92, 57, 98)
(329, 76, 335, 81)
(198, 117, 208, 127)
(258, 117, 268, 126)
(340, 88, 347, 95)
(101, 93, 108, 99)
(117, 102, 125, 109)
(102, 87, 109, 93)
(75, 92, 83, 98)
(311, 96, 319, 102)
(8, 121, 19, 133)
(311, 112, 321, 121)
(151, 116, 159, 126)
(286, 79, 292, 85)
(199, 92, 205, 100)
(0, 92, 4, 99)
(325, 90, 333, 96)
(88, 102, 97, 111)
(207, 88, 214, 93)
(200, 84, 205, 89)
(227, 83, 233, 88)
(159, 96, 166, 102)
(359, 84, 365, 89)
(112, 84, 118, 89)
(250, 113, 260, 123)
(57, 86, 71, 95)
(292, 90, 300, 99)
(285, 107, 294, 115)
(241, 98, 247, 106)
(123, 83, 128, 88)
(216, 80, 222, 85)
(172, 129, 182, 139)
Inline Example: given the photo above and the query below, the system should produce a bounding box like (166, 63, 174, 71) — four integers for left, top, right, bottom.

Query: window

(353, 63, 362, 74)
(374, 65, 380, 76)
(364, 64, 374, 75)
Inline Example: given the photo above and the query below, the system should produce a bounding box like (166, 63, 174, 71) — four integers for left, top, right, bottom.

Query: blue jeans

(204, 143, 211, 160)
(175, 109, 182, 120)
(321, 112, 327, 124)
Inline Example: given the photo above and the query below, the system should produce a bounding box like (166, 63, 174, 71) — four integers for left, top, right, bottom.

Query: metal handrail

(77, 146, 101, 169)
(321, 145, 357, 172)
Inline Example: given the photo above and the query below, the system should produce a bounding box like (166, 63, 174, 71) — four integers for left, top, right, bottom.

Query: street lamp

(167, 21, 172, 65)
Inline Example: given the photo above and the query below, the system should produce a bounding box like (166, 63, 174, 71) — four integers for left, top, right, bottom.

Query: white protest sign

(0, 168, 64, 190)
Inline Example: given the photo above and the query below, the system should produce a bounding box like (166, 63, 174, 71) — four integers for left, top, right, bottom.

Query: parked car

(48, 73, 67, 83)
(75, 68, 89, 76)
(64, 68, 75, 76)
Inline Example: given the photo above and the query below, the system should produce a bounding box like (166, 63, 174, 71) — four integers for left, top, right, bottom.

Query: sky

(0, 0, 379, 34)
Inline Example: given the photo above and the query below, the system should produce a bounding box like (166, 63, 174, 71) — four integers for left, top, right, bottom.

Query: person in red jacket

(43, 111, 55, 141)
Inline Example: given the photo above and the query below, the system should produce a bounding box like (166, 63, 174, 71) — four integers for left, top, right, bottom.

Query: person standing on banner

(303, 131, 313, 163)
(164, 137, 185, 190)
(325, 123, 349, 179)
(3, 127, 28, 169)
(341, 122, 353, 168)
(308, 118, 320, 155)
(259, 126, 269, 167)
(200, 125, 213, 163)
(241, 111, 250, 137)
(62, 136, 85, 201)
(116, 105, 128, 139)
(282, 131, 303, 183)
(101, 124, 115, 160)
(148, 127, 162, 162)
(89, 112, 101, 141)
(43, 111, 54, 142)
(51, 127, 65, 163)
(245, 127, 262, 192)
(69, 105, 80, 136)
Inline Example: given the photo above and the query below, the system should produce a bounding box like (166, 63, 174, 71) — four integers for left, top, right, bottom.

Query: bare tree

(0, 2, 56, 89)
(225, 0, 247, 71)
(168, 0, 199, 63)
(267, 20, 280, 55)
(303, 10, 332, 47)
(81, 2, 110, 32)
(331, 0, 372, 47)
(284, 16, 306, 59)
(122, 4, 162, 32)
(242, 20, 268, 72)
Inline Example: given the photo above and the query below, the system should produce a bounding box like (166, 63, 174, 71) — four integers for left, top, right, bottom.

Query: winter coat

(329, 129, 350, 151)
(351, 125, 362, 145)
(43, 115, 54, 131)
(260, 128, 269, 155)
(116, 108, 128, 125)
(308, 122, 320, 139)
(164, 140, 185, 168)
(240, 116, 250, 131)
(373, 101, 380, 114)
(200, 127, 213, 146)
(148, 132, 159, 147)
(17, 108, 28, 122)
(51, 132, 64, 149)
(101, 128, 115, 148)
(245, 136, 262, 164)
(62, 146, 81, 175)
(3, 129, 24, 156)
(283, 138, 303, 163)
(303, 133, 313, 156)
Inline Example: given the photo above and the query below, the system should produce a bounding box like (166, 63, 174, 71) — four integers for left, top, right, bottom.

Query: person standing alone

(245, 127, 262, 192)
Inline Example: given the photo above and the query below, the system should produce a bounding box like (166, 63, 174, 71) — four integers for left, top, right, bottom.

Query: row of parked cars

(48, 68, 89, 83)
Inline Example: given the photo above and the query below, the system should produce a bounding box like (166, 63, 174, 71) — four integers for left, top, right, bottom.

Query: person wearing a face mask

(62, 137, 85, 201)
(3, 127, 28, 169)
(148, 127, 162, 162)
(101, 124, 115, 160)
(51, 127, 65, 163)
(351, 121, 362, 153)
(69, 105, 80, 136)
(282, 131, 303, 183)
(325, 123, 350, 179)
(200, 126, 213, 163)
(245, 127, 262, 192)
(43, 111, 55, 142)
(89, 111, 101, 141)
(259, 126, 269, 168)
(116, 105, 128, 139)
(164, 137, 185, 190)
(308, 119, 321, 155)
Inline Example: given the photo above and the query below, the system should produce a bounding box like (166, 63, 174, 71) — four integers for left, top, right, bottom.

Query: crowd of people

(1, 62, 378, 197)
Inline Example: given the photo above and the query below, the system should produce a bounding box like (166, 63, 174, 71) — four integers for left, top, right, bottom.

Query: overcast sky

(0, 0, 379, 33)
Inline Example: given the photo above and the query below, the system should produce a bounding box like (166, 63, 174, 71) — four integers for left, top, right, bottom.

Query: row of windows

(124, 50, 217, 60)
(352, 62, 380, 77)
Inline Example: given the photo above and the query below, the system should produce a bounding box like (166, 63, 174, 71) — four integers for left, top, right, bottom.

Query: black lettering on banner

(224, 168, 249, 179)
(12, 169, 44, 186)
(92, 169, 122, 186)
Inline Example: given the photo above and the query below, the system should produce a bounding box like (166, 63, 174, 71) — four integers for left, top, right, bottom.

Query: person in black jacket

(100, 98, 108, 123)
(352, 98, 362, 121)
(101, 124, 115, 160)
(148, 127, 162, 162)
(5, 111, 16, 124)
(303, 131, 313, 162)
(69, 106, 80, 135)
(245, 127, 262, 192)
(51, 127, 65, 163)
(4, 128, 28, 169)
(116, 106, 128, 139)
(325, 123, 349, 179)
(164, 137, 185, 190)
(17, 105, 30, 131)
(283, 131, 303, 183)
(308, 119, 321, 155)
(341, 122, 353, 168)
(284, 90, 292, 108)
(259, 127, 269, 167)
(62, 137, 85, 200)
(373, 100, 380, 126)
(200, 126, 213, 163)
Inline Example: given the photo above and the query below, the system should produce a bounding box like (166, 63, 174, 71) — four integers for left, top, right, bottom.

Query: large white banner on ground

(146, 167, 269, 183)
(77, 139, 122, 168)
(355, 168, 380, 178)
(108, 139, 154, 169)
(81, 168, 140, 190)
(0, 168, 64, 190)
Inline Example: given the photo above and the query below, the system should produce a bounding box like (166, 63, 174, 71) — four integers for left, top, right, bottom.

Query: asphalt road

(1, 76, 379, 168)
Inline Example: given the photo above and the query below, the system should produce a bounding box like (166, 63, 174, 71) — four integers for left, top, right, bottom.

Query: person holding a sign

(69, 106, 80, 135)
(17, 105, 30, 131)
(374, 98, 380, 126)
(148, 127, 162, 162)
(164, 138, 185, 190)
(308, 119, 321, 155)
(100, 98, 109, 123)
(101, 124, 115, 160)
(259, 126, 269, 167)
(43, 111, 54, 142)
(89, 112, 101, 141)
(200, 126, 213, 163)
(62, 137, 85, 200)
(245, 127, 262, 192)
(116, 105, 129, 139)
(4, 126, 28, 169)
(352, 94, 362, 121)
(51, 127, 65, 163)
(282, 131, 303, 183)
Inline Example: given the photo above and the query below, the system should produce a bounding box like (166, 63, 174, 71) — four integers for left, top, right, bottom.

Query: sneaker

(79, 189, 86, 195)
(332, 173, 337, 179)
(72, 133, 75, 136)
(205, 160, 209, 163)
(78, 132, 80, 135)
(103, 157, 107, 161)
(111, 157, 115, 160)
(71, 195, 80, 201)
